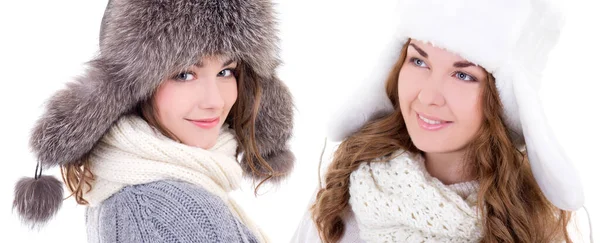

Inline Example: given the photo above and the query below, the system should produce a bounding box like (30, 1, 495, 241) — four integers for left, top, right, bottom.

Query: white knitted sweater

(348, 150, 482, 243)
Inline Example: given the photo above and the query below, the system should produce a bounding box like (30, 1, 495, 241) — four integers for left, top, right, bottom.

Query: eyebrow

(194, 58, 236, 68)
(410, 43, 476, 68)
(222, 59, 236, 67)
(453, 61, 475, 68)
(409, 43, 428, 58)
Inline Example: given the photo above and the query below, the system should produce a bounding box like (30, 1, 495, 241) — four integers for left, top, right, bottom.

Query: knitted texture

(86, 180, 258, 243)
(83, 115, 266, 242)
(349, 150, 482, 242)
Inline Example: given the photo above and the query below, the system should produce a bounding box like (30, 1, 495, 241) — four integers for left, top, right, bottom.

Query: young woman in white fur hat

(292, 0, 586, 242)
(13, 0, 294, 242)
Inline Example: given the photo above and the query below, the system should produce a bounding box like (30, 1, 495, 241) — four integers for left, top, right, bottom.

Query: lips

(416, 113, 451, 131)
(187, 117, 220, 129)
(418, 114, 443, 125)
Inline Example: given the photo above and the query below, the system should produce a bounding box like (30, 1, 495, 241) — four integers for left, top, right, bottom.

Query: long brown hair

(311, 40, 572, 242)
(61, 61, 275, 204)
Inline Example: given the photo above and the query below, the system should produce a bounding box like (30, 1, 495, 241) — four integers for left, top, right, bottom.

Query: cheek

(153, 82, 190, 122)
(154, 83, 175, 117)
(220, 80, 238, 112)
(397, 69, 421, 109)
(446, 84, 483, 127)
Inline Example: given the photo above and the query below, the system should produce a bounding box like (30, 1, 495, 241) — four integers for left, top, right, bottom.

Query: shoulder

(94, 180, 257, 243)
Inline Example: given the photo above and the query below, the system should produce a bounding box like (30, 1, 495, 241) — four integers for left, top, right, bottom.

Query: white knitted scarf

(349, 150, 482, 243)
(83, 115, 267, 242)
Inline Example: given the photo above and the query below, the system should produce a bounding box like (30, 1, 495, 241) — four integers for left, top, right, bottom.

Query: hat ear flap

(512, 70, 584, 210)
(238, 74, 295, 183)
(30, 59, 141, 167)
(327, 78, 394, 142)
(18, 58, 152, 226)
(326, 39, 406, 142)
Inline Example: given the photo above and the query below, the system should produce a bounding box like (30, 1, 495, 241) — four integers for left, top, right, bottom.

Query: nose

(195, 77, 225, 109)
(417, 75, 446, 106)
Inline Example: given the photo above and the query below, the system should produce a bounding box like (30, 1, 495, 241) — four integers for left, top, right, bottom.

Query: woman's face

(154, 55, 238, 149)
(397, 40, 488, 154)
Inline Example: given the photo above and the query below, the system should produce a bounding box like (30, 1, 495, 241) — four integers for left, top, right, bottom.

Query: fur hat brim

(31, 0, 294, 178)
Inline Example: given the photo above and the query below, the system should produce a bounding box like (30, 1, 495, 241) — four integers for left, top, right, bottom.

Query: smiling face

(153, 55, 238, 149)
(397, 40, 489, 154)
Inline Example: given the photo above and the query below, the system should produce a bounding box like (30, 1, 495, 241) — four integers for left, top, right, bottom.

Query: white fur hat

(327, 0, 584, 210)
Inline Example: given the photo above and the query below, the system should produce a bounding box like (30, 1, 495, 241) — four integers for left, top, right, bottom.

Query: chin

(180, 131, 219, 149)
(410, 135, 451, 154)
(193, 139, 217, 150)
(412, 142, 441, 154)
(414, 138, 470, 155)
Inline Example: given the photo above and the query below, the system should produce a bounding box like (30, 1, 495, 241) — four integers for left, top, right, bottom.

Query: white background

(0, 1, 598, 242)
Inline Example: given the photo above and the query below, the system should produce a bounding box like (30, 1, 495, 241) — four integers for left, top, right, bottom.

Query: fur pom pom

(13, 175, 64, 227)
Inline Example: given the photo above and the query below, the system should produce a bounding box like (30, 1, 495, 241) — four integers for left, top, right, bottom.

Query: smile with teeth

(418, 114, 441, 125)
(416, 113, 451, 131)
(418, 114, 449, 124)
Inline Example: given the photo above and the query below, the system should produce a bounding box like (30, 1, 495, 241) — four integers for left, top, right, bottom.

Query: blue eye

(410, 57, 428, 68)
(454, 72, 476, 82)
(218, 69, 234, 77)
(174, 72, 195, 81)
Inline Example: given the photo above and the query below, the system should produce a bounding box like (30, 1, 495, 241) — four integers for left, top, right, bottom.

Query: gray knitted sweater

(85, 180, 258, 243)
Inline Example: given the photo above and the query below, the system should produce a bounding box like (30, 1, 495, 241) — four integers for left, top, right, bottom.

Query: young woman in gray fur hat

(13, 0, 294, 242)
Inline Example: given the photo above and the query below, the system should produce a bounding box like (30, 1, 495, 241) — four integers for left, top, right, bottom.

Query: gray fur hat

(14, 0, 294, 226)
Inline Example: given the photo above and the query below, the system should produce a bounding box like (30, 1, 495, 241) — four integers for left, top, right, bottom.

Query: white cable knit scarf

(83, 115, 267, 242)
(349, 150, 482, 243)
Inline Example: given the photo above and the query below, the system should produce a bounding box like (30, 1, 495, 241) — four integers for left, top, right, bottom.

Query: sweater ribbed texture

(86, 180, 258, 243)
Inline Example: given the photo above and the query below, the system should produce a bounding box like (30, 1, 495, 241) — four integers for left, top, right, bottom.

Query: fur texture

(13, 176, 64, 227)
(30, 0, 294, 175)
(326, 0, 583, 210)
(240, 74, 295, 181)
(19, 0, 294, 227)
